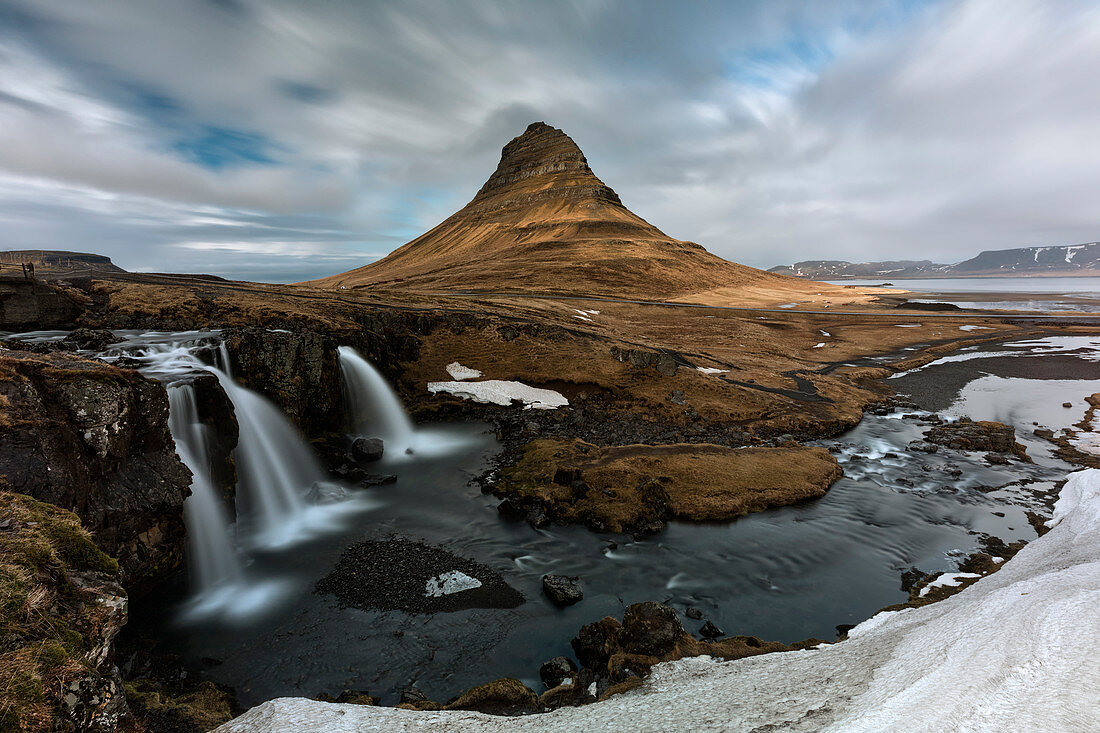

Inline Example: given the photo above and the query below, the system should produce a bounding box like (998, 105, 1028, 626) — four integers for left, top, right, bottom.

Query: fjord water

(134, 335, 1099, 708)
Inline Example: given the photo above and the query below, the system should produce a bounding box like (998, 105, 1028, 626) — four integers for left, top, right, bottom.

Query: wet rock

(685, 607, 704, 621)
(571, 617, 623, 670)
(985, 452, 1010, 465)
(1063, 402, 1073, 408)
(907, 440, 939, 454)
(351, 437, 384, 463)
(542, 574, 583, 607)
(444, 678, 538, 715)
(924, 418, 1029, 460)
(61, 327, 116, 351)
(836, 624, 856, 638)
(316, 689, 376, 705)
(222, 327, 342, 436)
(620, 602, 685, 657)
(539, 656, 578, 689)
(699, 620, 724, 639)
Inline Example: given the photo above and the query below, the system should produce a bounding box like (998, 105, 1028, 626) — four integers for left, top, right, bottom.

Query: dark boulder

(351, 437, 384, 463)
(539, 656, 578, 689)
(542, 574, 583, 607)
(619, 602, 685, 658)
(699, 620, 724, 639)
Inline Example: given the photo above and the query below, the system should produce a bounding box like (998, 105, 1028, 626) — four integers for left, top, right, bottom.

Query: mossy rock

(444, 678, 538, 715)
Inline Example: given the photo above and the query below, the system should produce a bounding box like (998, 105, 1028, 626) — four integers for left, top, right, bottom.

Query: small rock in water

(351, 437, 384, 463)
(685, 607, 704, 620)
(539, 656, 578, 689)
(699, 620, 724, 639)
(542, 574, 583, 607)
(425, 570, 483, 598)
(1063, 402, 1073, 408)
(305, 482, 351, 504)
(907, 440, 939, 453)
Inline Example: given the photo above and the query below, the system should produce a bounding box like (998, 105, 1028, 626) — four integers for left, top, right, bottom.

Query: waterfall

(210, 370, 325, 543)
(338, 346, 417, 455)
(167, 383, 243, 592)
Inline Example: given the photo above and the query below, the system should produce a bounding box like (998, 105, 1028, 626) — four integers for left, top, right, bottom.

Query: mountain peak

(471, 122, 621, 207)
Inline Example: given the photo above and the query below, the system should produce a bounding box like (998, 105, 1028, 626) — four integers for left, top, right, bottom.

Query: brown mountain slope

(308, 122, 873, 305)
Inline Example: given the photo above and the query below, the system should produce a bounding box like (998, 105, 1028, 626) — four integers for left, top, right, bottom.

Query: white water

(210, 370, 325, 545)
(338, 346, 417, 455)
(337, 346, 476, 461)
(167, 384, 243, 592)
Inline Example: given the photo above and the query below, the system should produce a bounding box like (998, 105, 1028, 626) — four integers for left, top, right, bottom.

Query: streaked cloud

(0, 0, 1096, 280)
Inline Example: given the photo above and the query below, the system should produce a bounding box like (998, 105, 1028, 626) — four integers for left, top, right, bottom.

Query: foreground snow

(216, 469, 1100, 732)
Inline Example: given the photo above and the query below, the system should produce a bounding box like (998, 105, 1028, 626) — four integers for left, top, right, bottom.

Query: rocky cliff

(0, 277, 86, 330)
(0, 347, 192, 591)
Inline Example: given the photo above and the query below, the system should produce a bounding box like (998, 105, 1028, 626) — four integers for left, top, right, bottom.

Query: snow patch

(894, 323, 922, 328)
(424, 570, 482, 597)
(428, 380, 569, 410)
(917, 572, 982, 597)
(445, 362, 482, 380)
(813, 342, 826, 349)
(959, 325, 993, 332)
(697, 367, 727, 375)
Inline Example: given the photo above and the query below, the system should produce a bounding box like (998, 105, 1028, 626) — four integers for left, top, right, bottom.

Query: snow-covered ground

(215, 469, 1100, 732)
(428, 380, 568, 410)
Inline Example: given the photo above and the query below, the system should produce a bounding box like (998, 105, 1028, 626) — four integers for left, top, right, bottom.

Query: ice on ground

(216, 469, 1100, 731)
(820, 330, 831, 336)
(895, 323, 922, 328)
(777, 303, 799, 309)
(445, 362, 482, 380)
(813, 342, 826, 348)
(959, 325, 994, 331)
(428, 380, 569, 410)
(697, 367, 727, 375)
(917, 572, 981, 597)
(424, 570, 482, 597)
(573, 315, 593, 322)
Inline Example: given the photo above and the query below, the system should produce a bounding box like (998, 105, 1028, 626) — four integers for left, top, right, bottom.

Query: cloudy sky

(1, 0, 1098, 282)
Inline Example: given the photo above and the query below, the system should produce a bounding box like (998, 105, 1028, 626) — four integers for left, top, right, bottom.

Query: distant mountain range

(770, 242, 1100, 280)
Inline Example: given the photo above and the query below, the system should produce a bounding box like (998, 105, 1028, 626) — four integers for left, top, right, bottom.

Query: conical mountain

(310, 122, 820, 301)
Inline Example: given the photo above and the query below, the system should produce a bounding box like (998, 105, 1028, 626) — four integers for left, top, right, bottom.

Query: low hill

(308, 123, 867, 305)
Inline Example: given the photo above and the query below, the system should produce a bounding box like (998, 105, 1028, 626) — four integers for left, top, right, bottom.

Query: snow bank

(445, 362, 482, 380)
(917, 572, 981, 597)
(216, 469, 1100, 733)
(697, 367, 726, 375)
(428, 380, 568, 410)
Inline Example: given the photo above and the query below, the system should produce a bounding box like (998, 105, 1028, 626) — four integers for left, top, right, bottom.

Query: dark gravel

(314, 536, 524, 614)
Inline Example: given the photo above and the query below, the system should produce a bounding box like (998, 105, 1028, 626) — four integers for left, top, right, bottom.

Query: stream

(5, 329, 1097, 707)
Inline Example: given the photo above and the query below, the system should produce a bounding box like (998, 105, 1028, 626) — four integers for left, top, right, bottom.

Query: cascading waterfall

(167, 383, 243, 592)
(338, 346, 417, 455)
(209, 370, 325, 543)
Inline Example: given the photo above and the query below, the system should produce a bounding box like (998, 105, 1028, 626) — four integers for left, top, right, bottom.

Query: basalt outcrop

(923, 418, 1030, 460)
(0, 347, 192, 590)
